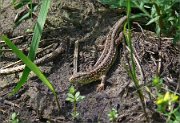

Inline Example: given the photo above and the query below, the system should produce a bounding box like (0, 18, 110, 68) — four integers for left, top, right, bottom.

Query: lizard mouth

(69, 76, 77, 83)
(69, 76, 74, 82)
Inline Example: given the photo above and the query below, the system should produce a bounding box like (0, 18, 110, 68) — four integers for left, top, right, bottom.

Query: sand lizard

(69, 16, 127, 91)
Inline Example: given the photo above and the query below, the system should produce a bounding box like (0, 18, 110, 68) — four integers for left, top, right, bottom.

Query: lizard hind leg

(96, 75, 106, 92)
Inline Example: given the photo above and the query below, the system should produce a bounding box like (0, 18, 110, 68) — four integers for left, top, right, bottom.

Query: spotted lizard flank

(69, 16, 127, 91)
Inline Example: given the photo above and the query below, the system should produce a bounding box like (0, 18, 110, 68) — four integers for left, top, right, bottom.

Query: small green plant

(107, 108, 118, 122)
(12, 0, 39, 27)
(152, 75, 163, 90)
(99, 0, 180, 43)
(133, 0, 180, 42)
(10, 112, 20, 123)
(66, 86, 85, 119)
(156, 92, 180, 123)
(152, 76, 180, 123)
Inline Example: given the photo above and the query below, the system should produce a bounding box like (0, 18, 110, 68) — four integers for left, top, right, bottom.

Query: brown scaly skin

(69, 16, 127, 91)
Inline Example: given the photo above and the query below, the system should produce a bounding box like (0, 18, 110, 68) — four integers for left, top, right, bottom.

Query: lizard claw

(96, 83, 105, 92)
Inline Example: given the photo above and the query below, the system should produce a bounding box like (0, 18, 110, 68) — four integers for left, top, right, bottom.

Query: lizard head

(69, 72, 87, 84)
(69, 72, 97, 84)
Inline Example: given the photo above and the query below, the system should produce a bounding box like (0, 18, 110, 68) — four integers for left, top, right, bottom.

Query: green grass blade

(1, 35, 56, 94)
(12, 0, 51, 95)
(125, 0, 149, 121)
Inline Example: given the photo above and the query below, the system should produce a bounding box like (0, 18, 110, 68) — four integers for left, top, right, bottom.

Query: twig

(2, 60, 22, 69)
(73, 41, 79, 74)
(126, 46, 145, 83)
(0, 108, 6, 114)
(0, 44, 64, 74)
(71, 15, 102, 74)
(0, 97, 20, 108)
(1, 43, 55, 69)
(4, 100, 20, 108)
(157, 38, 162, 76)
(133, 22, 146, 37)
(0, 34, 33, 44)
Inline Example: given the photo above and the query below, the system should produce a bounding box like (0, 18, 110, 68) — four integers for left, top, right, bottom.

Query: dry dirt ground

(0, 0, 180, 123)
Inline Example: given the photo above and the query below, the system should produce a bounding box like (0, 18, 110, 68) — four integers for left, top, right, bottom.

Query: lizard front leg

(96, 75, 106, 91)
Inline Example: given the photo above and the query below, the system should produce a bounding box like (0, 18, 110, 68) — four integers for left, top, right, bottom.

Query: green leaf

(14, 3, 38, 27)
(13, 0, 31, 9)
(151, 5, 156, 16)
(152, 76, 163, 86)
(156, 25, 161, 37)
(98, 0, 134, 8)
(174, 110, 180, 120)
(168, 17, 175, 21)
(11, 112, 17, 120)
(108, 108, 118, 121)
(1, 36, 56, 96)
(140, 2, 144, 9)
(144, 5, 151, 9)
(69, 86, 76, 94)
(76, 96, 85, 102)
(66, 97, 74, 102)
(146, 16, 160, 25)
(71, 111, 79, 119)
(173, 32, 180, 44)
(75, 91, 80, 98)
(130, 13, 148, 19)
(67, 93, 74, 99)
(79, 96, 85, 100)
(12, 0, 51, 95)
